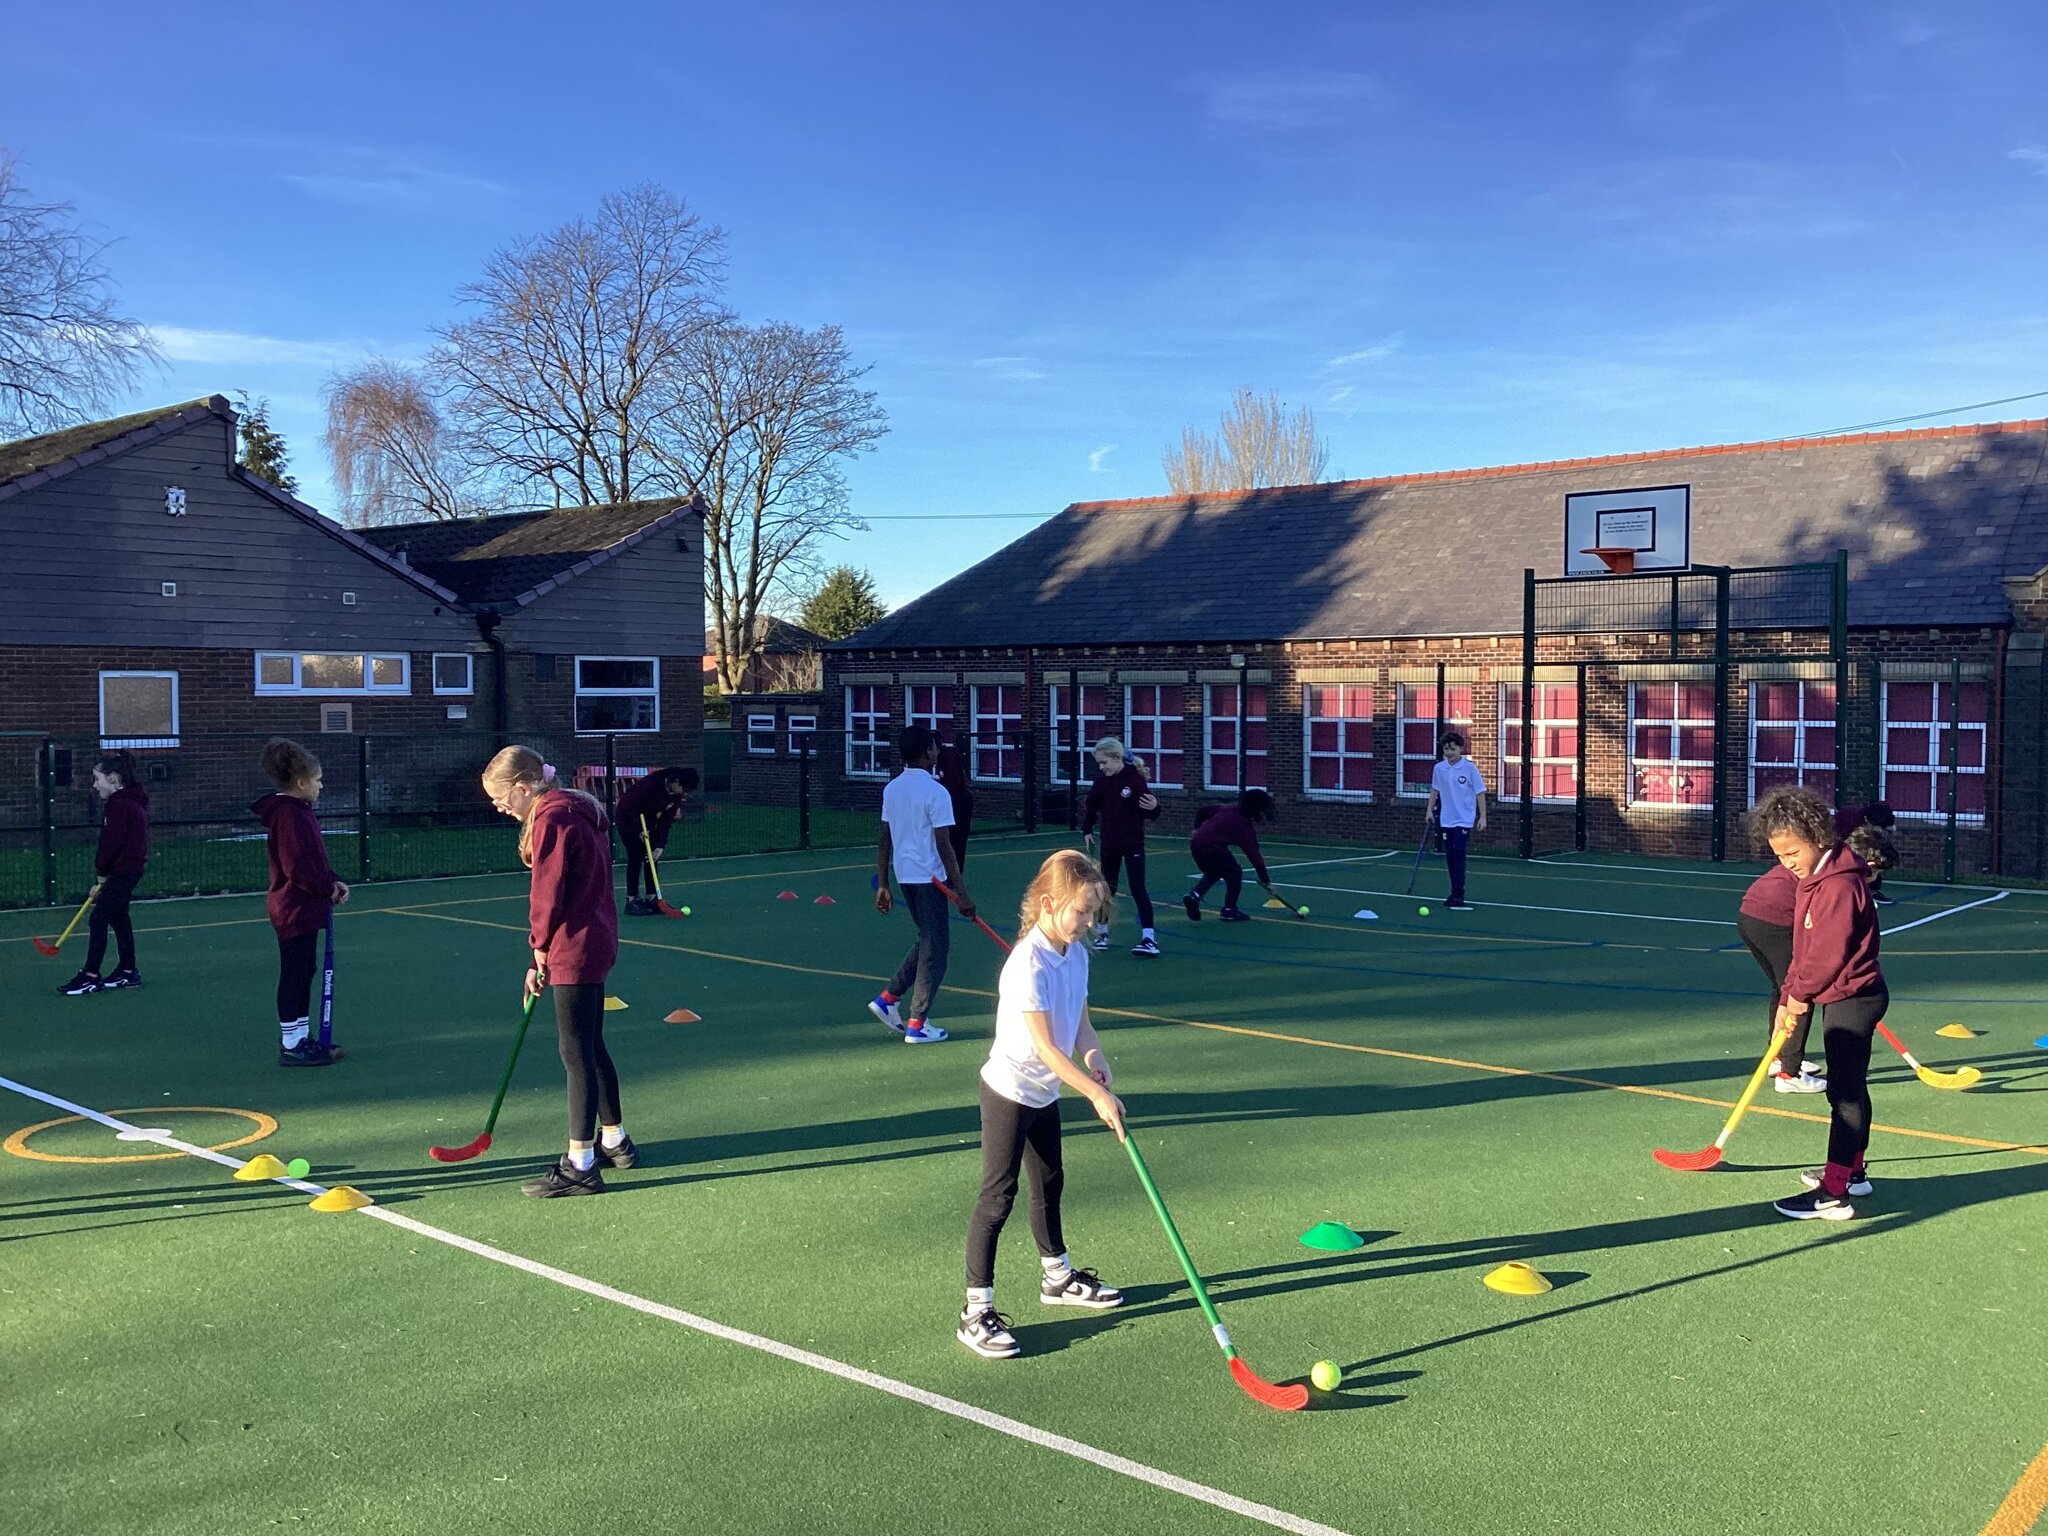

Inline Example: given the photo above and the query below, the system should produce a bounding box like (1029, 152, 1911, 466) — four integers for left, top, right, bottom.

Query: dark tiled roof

(839, 421, 2048, 648)
(708, 615, 827, 654)
(0, 397, 226, 488)
(360, 498, 693, 606)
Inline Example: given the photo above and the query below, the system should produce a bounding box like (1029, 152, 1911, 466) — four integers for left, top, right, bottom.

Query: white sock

(1142, 927, 1155, 940)
(1042, 1252, 1072, 1282)
(280, 1018, 309, 1048)
(599, 1125, 626, 1149)
(566, 1144, 596, 1171)
(966, 1286, 994, 1310)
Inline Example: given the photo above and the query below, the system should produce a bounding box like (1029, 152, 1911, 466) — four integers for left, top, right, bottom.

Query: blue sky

(7, 2, 2047, 608)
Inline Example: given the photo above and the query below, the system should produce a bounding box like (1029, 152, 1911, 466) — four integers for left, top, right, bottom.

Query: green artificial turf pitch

(3, 836, 2045, 1536)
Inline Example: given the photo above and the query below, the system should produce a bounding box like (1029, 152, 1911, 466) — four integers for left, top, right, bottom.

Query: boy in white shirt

(1425, 731, 1487, 912)
(871, 725, 975, 1044)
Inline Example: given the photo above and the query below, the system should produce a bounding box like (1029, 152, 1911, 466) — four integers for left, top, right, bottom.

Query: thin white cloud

(1196, 72, 1395, 130)
(1087, 444, 1118, 473)
(180, 134, 510, 208)
(283, 166, 511, 207)
(2010, 146, 2048, 176)
(146, 325, 377, 369)
(974, 355, 1048, 382)
(1326, 337, 1403, 369)
(1327, 385, 1355, 405)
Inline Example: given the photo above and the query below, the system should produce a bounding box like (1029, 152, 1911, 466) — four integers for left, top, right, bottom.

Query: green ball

(1310, 1359, 1341, 1392)
(1418, 905, 1431, 916)
(285, 1157, 310, 1179)
(680, 905, 692, 917)
(1297, 905, 1310, 917)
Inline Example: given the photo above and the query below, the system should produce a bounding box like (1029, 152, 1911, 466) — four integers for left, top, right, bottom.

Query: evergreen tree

(798, 565, 888, 640)
(235, 392, 298, 493)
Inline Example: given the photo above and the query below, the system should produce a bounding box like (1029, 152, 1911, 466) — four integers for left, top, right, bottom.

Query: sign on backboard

(1564, 484, 1691, 575)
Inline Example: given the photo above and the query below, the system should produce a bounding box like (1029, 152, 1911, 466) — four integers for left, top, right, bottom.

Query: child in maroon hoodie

(482, 745, 625, 1198)
(253, 739, 349, 1067)
(1184, 788, 1277, 923)
(60, 750, 151, 997)
(1081, 737, 1162, 955)
(1751, 785, 1888, 1221)
(616, 764, 699, 915)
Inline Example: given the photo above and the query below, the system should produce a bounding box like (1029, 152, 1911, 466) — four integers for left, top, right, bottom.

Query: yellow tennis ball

(680, 905, 692, 917)
(1297, 905, 1310, 917)
(1310, 1359, 1341, 1392)
(1418, 905, 1431, 916)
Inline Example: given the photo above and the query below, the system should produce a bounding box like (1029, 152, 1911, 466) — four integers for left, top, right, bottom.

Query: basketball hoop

(1581, 546, 1638, 575)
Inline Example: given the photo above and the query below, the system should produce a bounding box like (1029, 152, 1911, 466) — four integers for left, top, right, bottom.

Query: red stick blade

(656, 900, 685, 919)
(1229, 1357, 1309, 1411)
(428, 1133, 491, 1163)
(32, 937, 59, 956)
(1652, 1145, 1723, 1171)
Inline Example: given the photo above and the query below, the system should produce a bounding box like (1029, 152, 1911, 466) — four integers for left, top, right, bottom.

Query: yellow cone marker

(234, 1154, 289, 1182)
(308, 1185, 374, 1212)
(1935, 1023, 1978, 1039)
(1263, 897, 1289, 910)
(603, 996, 629, 1012)
(1483, 1261, 1552, 1296)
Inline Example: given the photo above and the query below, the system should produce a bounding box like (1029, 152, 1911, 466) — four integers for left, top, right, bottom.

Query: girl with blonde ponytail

(480, 745, 628, 1197)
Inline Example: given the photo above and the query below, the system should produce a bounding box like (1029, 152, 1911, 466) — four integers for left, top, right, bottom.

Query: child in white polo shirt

(957, 849, 1128, 1359)
(1426, 731, 1487, 911)
(872, 725, 974, 1044)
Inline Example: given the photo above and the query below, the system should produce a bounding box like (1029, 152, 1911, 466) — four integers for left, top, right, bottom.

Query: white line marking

(1880, 889, 2009, 936)
(0, 1074, 1351, 1536)
(1266, 852, 1399, 872)
(1531, 857, 1757, 880)
(1273, 880, 1730, 927)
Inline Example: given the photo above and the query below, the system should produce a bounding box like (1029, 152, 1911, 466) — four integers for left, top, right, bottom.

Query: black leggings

(1190, 845, 1243, 909)
(554, 981, 622, 1142)
(85, 869, 141, 973)
(1735, 912, 1809, 1071)
(966, 1081, 1066, 1289)
(1819, 987, 1885, 1171)
(1100, 846, 1154, 928)
(276, 930, 319, 1024)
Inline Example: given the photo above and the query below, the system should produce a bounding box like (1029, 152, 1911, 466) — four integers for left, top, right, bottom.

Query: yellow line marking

(4, 1106, 276, 1165)
(387, 909, 2048, 1160)
(1979, 1441, 2048, 1536)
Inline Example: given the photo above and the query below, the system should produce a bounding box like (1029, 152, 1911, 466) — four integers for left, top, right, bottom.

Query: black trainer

(1446, 900, 1475, 911)
(521, 1158, 606, 1198)
(1040, 1267, 1125, 1309)
(1182, 892, 1202, 922)
(1218, 906, 1250, 922)
(1773, 1188, 1854, 1221)
(102, 967, 142, 989)
(279, 1039, 338, 1068)
(624, 897, 658, 916)
(59, 969, 103, 996)
(594, 1134, 639, 1170)
(957, 1306, 1020, 1358)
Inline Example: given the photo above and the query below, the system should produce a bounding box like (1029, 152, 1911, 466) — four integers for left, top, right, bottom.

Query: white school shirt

(982, 924, 1091, 1109)
(881, 765, 955, 886)
(1431, 758, 1487, 830)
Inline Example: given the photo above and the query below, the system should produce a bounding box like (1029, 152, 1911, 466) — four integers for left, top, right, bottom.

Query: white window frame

(99, 671, 180, 748)
(1302, 683, 1376, 801)
(573, 655, 661, 735)
(1202, 683, 1268, 792)
(431, 652, 475, 696)
(1048, 681, 1108, 785)
(1123, 684, 1186, 789)
(1627, 680, 1714, 810)
(787, 713, 818, 756)
(1880, 679, 1988, 825)
(970, 684, 1023, 783)
(845, 685, 890, 777)
(1397, 682, 1474, 799)
(254, 651, 411, 696)
(906, 683, 957, 747)
(746, 712, 777, 755)
(1748, 680, 1838, 803)
(1497, 682, 1580, 806)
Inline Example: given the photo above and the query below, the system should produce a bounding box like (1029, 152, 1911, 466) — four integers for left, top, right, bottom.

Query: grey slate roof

(359, 498, 695, 607)
(0, 397, 226, 491)
(838, 421, 2048, 648)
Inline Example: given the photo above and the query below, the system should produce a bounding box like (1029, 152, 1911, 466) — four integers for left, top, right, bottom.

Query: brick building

(703, 616, 827, 695)
(736, 421, 2048, 876)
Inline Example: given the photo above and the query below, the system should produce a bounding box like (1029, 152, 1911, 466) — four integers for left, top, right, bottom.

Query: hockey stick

(1258, 880, 1309, 920)
(33, 884, 100, 957)
(638, 815, 684, 918)
(428, 991, 541, 1162)
(935, 879, 1012, 953)
(1403, 818, 1433, 896)
(318, 912, 338, 1052)
(1653, 1025, 1790, 1171)
(1874, 1021, 1983, 1090)
(1122, 1133, 1308, 1411)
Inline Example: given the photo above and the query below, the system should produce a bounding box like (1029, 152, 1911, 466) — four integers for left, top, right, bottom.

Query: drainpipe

(477, 609, 509, 734)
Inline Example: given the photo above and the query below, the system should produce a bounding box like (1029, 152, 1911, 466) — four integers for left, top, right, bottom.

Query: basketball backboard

(1564, 484, 1691, 576)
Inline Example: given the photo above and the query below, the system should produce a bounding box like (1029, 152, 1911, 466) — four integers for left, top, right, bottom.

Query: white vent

(342, 592, 358, 606)
(445, 704, 468, 721)
(321, 703, 353, 733)
(160, 582, 177, 598)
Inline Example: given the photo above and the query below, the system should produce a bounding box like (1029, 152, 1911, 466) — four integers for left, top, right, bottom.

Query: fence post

(1023, 730, 1039, 834)
(1831, 549, 1850, 812)
(604, 732, 620, 859)
(1575, 661, 1589, 852)
(1520, 568, 1536, 860)
(1943, 655, 1961, 883)
(41, 737, 57, 906)
(357, 733, 372, 882)
(1711, 567, 1731, 862)
(798, 737, 812, 851)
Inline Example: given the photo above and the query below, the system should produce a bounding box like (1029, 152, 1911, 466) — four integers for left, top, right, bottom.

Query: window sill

(1624, 802, 1713, 815)
(101, 737, 179, 749)
(1303, 791, 1376, 804)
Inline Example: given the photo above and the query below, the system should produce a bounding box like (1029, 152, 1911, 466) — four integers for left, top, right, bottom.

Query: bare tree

(433, 184, 726, 508)
(657, 320, 887, 692)
(1163, 387, 1329, 495)
(0, 152, 159, 437)
(323, 359, 469, 524)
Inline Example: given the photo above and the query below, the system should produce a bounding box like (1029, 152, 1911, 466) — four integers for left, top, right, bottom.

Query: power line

(1793, 389, 2048, 439)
